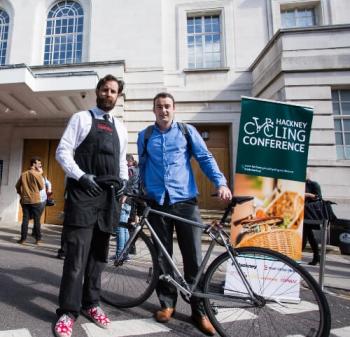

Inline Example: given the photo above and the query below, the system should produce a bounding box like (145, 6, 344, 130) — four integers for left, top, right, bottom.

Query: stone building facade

(0, 0, 349, 223)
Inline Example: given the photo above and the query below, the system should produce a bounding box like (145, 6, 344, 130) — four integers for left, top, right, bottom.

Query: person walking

(15, 157, 45, 245)
(113, 154, 140, 260)
(125, 153, 139, 227)
(303, 176, 322, 265)
(137, 92, 232, 336)
(31, 167, 52, 244)
(54, 74, 128, 337)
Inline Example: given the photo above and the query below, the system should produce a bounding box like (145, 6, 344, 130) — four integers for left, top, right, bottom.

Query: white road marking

(0, 329, 32, 337)
(82, 318, 171, 337)
(215, 308, 257, 322)
(267, 300, 319, 314)
(331, 326, 350, 337)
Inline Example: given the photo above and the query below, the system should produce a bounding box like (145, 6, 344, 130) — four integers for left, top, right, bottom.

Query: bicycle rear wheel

(101, 230, 159, 308)
(203, 247, 330, 337)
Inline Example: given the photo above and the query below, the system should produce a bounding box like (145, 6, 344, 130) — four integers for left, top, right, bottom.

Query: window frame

(186, 13, 223, 70)
(0, 8, 10, 65)
(44, 0, 84, 65)
(270, 0, 323, 33)
(332, 89, 350, 160)
(176, 3, 230, 73)
(280, 7, 317, 28)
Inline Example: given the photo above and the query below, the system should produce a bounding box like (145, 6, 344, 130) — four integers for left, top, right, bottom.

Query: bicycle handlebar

(124, 192, 254, 224)
(311, 196, 337, 205)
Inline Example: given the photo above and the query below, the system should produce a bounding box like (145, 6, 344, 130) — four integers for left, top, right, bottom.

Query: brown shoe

(35, 240, 42, 245)
(154, 307, 175, 323)
(17, 239, 26, 245)
(192, 314, 216, 336)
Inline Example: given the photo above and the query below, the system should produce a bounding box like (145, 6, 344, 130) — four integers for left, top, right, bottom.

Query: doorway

(19, 139, 65, 224)
(191, 125, 231, 210)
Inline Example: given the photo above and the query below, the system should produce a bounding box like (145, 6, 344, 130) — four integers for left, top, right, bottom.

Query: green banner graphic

(236, 97, 313, 182)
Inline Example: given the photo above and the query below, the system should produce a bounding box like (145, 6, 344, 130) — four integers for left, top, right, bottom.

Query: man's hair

(96, 74, 124, 94)
(153, 92, 175, 109)
(30, 156, 41, 166)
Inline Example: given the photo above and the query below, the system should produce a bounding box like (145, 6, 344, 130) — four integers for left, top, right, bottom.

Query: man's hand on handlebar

(216, 185, 232, 201)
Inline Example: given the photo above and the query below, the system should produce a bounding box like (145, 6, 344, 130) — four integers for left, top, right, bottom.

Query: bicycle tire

(203, 246, 331, 337)
(101, 230, 159, 308)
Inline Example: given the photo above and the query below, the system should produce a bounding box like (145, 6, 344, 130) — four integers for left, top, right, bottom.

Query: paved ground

(0, 222, 349, 337)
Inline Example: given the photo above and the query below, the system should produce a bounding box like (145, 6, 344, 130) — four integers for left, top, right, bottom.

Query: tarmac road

(0, 223, 349, 337)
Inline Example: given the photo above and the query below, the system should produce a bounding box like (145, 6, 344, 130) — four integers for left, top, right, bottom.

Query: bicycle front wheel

(101, 230, 159, 308)
(203, 247, 330, 337)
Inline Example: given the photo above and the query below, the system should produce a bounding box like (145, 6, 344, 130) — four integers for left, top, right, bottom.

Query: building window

(332, 90, 350, 160)
(44, 0, 84, 65)
(281, 7, 316, 28)
(0, 9, 9, 65)
(187, 14, 222, 69)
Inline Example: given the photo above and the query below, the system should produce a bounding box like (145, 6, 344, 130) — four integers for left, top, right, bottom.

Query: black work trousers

(148, 198, 205, 316)
(302, 223, 320, 259)
(56, 224, 110, 318)
(20, 203, 44, 241)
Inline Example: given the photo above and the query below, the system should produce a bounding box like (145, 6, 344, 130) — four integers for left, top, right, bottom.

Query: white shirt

(56, 107, 128, 181)
(39, 177, 52, 202)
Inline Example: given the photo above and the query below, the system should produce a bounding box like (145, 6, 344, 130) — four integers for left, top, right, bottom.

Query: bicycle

(101, 194, 331, 337)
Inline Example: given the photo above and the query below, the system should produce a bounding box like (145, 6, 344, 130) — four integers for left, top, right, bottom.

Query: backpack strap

(178, 122, 192, 154)
(141, 125, 155, 158)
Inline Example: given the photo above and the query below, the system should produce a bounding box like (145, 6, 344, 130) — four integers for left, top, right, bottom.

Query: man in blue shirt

(137, 92, 232, 336)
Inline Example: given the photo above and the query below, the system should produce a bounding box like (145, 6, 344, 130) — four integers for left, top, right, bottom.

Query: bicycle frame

(116, 204, 260, 304)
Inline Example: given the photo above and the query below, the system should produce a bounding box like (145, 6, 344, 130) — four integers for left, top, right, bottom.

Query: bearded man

(54, 74, 128, 337)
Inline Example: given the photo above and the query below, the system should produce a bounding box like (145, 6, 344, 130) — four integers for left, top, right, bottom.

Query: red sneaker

(82, 306, 111, 328)
(54, 314, 74, 337)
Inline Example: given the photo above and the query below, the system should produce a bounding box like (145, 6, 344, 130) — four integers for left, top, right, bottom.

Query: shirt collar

(91, 106, 111, 119)
(154, 120, 176, 132)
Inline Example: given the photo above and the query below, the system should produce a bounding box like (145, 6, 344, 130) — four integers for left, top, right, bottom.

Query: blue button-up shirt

(137, 122, 227, 205)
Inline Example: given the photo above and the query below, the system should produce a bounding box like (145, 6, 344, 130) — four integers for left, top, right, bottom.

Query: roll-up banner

(225, 97, 313, 301)
(231, 97, 313, 261)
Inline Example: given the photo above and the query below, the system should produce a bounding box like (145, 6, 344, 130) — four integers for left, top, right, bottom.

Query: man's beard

(96, 96, 117, 112)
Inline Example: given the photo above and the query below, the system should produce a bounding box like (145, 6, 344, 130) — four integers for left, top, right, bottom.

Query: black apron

(64, 110, 121, 233)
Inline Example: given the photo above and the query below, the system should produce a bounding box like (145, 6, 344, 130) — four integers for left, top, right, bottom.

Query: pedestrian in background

(303, 172, 322, 265)
(31, 166, 53, 244)
(113, 154, 139, 260)
(15, 157, 45, 245)
(125, 153, 140, 232)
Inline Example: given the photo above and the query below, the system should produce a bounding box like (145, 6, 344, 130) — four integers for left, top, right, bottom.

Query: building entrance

(191, 125, 231, 210)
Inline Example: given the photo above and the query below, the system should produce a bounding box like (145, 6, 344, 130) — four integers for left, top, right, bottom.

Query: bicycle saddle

(231, 196, 254, 205)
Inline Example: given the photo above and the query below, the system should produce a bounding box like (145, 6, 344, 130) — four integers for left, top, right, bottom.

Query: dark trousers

(148, 198, 204, 316)
(57, 229, 66, 256)
(20, 203, 44, 241)
(57, 224, 110, 318)
(302, 223, 319, 259)
(32, 202, 46, 240)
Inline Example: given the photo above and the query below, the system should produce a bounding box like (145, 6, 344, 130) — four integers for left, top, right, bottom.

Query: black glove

(79, 174, 103, 197)
(115, 179, 127, 198)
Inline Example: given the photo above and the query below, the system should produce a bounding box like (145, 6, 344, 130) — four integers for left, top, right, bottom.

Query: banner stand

(303, 218, 335, 294)
(319, 220, 337, 296)
(319, 220, 331, 292)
